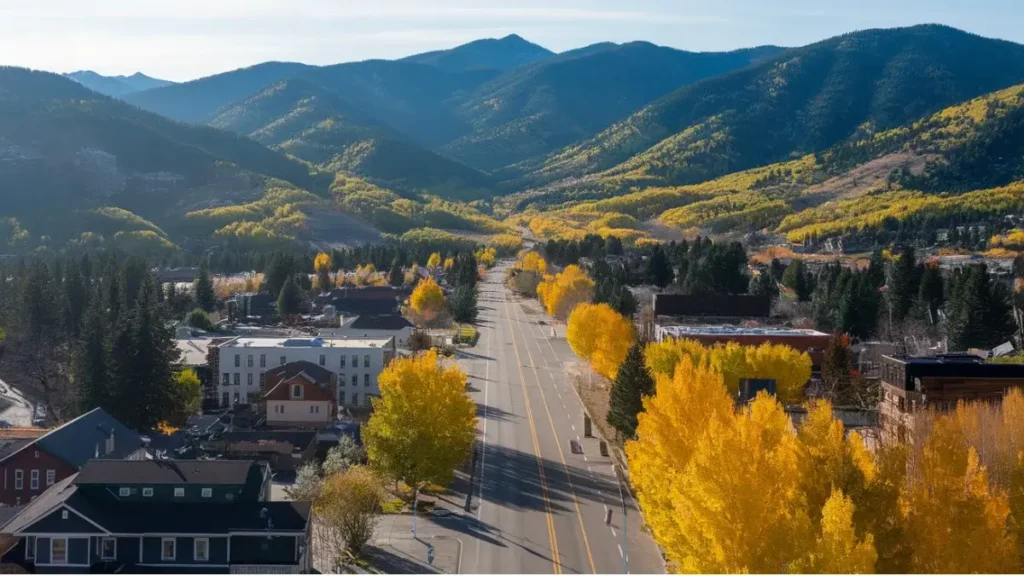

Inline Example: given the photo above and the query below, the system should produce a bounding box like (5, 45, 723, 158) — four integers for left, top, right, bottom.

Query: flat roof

(219, 336, 393, 349)
(657, 325, 829, 337)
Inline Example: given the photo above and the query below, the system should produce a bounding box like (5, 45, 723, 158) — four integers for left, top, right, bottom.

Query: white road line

(571, 424, 576, 432)
(587, 466, 592, 472)
(603, 504, 608, 512)
(610, 528, 617, 538)
(618, 545, 624, 558)
(583, 455, 588, 462)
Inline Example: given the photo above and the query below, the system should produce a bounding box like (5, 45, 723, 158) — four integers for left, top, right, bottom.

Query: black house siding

(26, 507, 105, 534)
(141, 536, 228, 565)
(230, 535, 297, 564)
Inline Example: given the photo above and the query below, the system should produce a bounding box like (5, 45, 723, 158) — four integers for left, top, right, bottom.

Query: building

(0, 409, 146, 506)
(653, 293, 771, 321)
(313, 286, 401, 317)
(214, 337, 396, 410)
(227, 293, 277, 322)
(879, 354, 1024, 443)
(201, 431, 318, 472)
(261, 362, 337, 428)
(655, 325, 831, 372)
(320, 313, 415, 349)
(0, 459, 310, 573)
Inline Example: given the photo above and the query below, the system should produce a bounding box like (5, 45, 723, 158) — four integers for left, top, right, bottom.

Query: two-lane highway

(458, 262, 663, 574)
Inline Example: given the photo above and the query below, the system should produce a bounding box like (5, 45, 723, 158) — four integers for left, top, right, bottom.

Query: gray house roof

(1, 408, 144, 468)
(76, 459, 258, 485)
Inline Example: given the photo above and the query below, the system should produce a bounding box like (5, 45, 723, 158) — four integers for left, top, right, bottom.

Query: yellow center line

(509, 296, 598, 574)
(503, 288, 561, 574)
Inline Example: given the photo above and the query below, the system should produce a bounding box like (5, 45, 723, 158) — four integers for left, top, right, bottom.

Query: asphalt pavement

(454, 263, 664, 574)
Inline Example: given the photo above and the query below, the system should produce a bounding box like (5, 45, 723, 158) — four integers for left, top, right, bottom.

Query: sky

(2, 0, 1023, 82)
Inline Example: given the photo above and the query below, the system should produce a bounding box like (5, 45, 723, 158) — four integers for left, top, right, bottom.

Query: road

(454, 263, 663, 574)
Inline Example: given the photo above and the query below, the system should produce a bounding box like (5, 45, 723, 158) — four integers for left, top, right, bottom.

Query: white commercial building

(214, 336, 396, 409)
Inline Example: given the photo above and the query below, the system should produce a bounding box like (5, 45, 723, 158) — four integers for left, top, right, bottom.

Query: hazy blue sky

(2, 0, 1021, 81)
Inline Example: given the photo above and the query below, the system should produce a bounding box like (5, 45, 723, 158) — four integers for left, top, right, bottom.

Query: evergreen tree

(277, 276, 303, 316)
(108, 278, 180, 431)
(837, 273, 881, 340)
(947, 264, 1015, 350)
(194, 258, 217, 312)
(821, 334, 853, 400)
(454, 252, 479, 289)
(887, 246, 918, 322)
(607, 343, 655, 439)
(264, 252, 295, 298)
(645, 245, 674, 288)
(75, 289, 110, 412)
(609, 284, 638, 317)
(389, 259, 404, 287)
(867, 248, 886, 288)
(783, 259, 813, 302)
(918, 265, 945, 324)
(62, 258, 87, 339)
(449, 285, 478, 323)
(750, 268, 779, 303)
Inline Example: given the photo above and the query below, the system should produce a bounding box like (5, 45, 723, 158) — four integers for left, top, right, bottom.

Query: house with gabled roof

(0, 409, 145, 506)
(260, 361, 337, 429)
(0, 459, 309, 573)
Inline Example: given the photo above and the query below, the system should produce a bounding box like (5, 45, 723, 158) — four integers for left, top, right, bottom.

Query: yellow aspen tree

(426, 252, 442, 270)
(795, 489, 877, 574)
(443, 256, 455, 273)
(537, 264, 594, 319)
(409, 277, 446, 323)
(746, 342, 812, 404)
(904, 415, 1018, 573)
(517, 251, 547, 273)
(676, 394, 811, 573)
(566, 303, 635, 379)
(364, 350, 477, 494)
(354, 263, 377, 286)
(625, 357, 736, 570)
(796, 400, 869, 523)
(314, 252, 333, 292)
(850, 441, 911, 573)
(644, 338, 708, 379)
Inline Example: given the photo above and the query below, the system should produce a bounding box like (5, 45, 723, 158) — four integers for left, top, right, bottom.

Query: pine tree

(194, 258, 217, 312)
(389, 259, 403, 287)
(277, 275, 302, 317)
(76, 289, 110, 412)
(867, 248, 886, 288)
(449, 285, 478, 323)
(887, 246, 918, 322)
(918, 265, 945, 324)
(645, 246, 674, 288)
(454, 252, 479, 289)
(607, 343, 655, 439)
(947, 264, 1014, 350)
(822, 334, 853, 401)
(750, 268, 779, 303)
(609, 284, 638, 317)
(784, 259, 813, 302)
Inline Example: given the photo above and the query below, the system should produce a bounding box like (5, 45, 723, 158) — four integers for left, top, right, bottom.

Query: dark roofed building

(350, 314, 413, 331)
(0, 408, 145, 506)
(653, 293, 770, 320)
(315, 287, 400, 316)
(76, 459, 264, 490)
(880, 354, 1024, 443)
(0, 460, 309, 573)
(201, 431, 318, 472)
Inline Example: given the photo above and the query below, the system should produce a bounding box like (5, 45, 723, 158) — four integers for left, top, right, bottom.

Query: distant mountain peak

(65, 70, 174, 98)
(403, 34, 553, 73)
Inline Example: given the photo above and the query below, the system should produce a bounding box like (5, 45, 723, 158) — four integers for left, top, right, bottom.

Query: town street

(453, 263, 664, 574)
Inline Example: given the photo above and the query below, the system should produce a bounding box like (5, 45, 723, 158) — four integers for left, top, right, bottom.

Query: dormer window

(174, 488, 185, 498)
(292, 385, 303, 399)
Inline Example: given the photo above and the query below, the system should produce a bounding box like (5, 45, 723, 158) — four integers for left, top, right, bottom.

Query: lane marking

(510, 297, 597, 575)
(617, 545, 624, 559)
(610, 528, 616, 538)
(503, 289, 561, 574)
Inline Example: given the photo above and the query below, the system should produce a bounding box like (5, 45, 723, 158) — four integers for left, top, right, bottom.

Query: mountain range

(65, 71, 174, 97)
(3, 25, 1024, 254)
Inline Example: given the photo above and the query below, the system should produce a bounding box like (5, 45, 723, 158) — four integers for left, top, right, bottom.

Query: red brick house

(0, 408, 145, 506)
(261, 361, 338, 428)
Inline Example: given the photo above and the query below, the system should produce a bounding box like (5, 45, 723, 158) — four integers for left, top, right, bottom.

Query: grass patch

(456, 324, 479, 345)
(381, 498, 405, 514)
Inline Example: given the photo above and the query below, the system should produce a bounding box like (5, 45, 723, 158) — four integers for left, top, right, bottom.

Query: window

(51, 538, 67, 564)
(274, 404, 285, 414)
(46, 469, 55, 486)
(221, 392, 230, 407)
(319, 354, 326, 366)
(364, 374, 370, 387)
(340, 356, 346, 368)
(247, 373, 254, 387)
(233, 373, 240, 386)
(233, 392, 239, 404)
(247, 354, 254, 368)
(365, 394, 372, 408)
(194, 538, 209, 562)
(33, 450, 39, 459)
(174, 487, 185, 497)
(310, 405, 320, 414)
(119, 487, 130, 497)
(234, 354, 240, 367)
(351, 355, 358, 369)
(61, 510, 68, 519)
(100, 537, 116, 560)
(14, 470, 22, 490)
(260, 354, 266, 368)
(292, 384, 303, 399)
(364, 355, 370, 368)
(161, 538, 176, 561)
(352, 393, 359, 406)
(30, 470, 38, 490)
(339, 391, 346, 405)
(351, 374, 358, 387)
(280, 355, 287, 366)
(222, 373, 230, 385)
(225, 492, 235, 501)
(143, 487, 153, 497)
(339, 373, 346, 386)
(201, 488, 212, 498)
(25, 536, 35, 561)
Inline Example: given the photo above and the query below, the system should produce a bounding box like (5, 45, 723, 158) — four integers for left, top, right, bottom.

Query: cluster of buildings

(652, 293, 1024, 441)
(0, 409, 310, 573)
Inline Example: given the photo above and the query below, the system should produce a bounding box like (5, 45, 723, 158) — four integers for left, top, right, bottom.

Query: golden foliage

(364, 350, 477, 490)
(566, 303, 636, 380)
(536, 264, 595, 320)
(474, 247, 497, 268)
(409, 277, 446, 322)
(426, 252, 442, 270)
(314, 252, 333, 273)
(516, 251, 548, 274)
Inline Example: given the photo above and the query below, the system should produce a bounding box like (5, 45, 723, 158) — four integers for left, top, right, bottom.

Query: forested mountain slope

(66, 71, 174, 97)
(402, 34, 553, 72)
(528, 25, 1024, 199)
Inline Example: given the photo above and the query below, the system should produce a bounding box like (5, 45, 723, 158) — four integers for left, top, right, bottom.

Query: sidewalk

(369, 515, 464, 574)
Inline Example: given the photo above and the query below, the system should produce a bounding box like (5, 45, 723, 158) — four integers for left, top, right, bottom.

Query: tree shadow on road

(364, 544, 441, 574)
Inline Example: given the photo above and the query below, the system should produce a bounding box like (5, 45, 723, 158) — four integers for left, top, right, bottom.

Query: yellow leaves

(536, 264, 595, 320)
(409, 277, 445, 322)
(364, 350, 476, 490)
(566, 303, 636, 380)
(487, 233, 523, 256)
(426, 252, 442, 270)
(797, 490, 878, 574)
(645, 338, 812, 404)
(314, 252, 333, 273)
(474, 247, 496, 268)
(516, 251, 548, 273)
